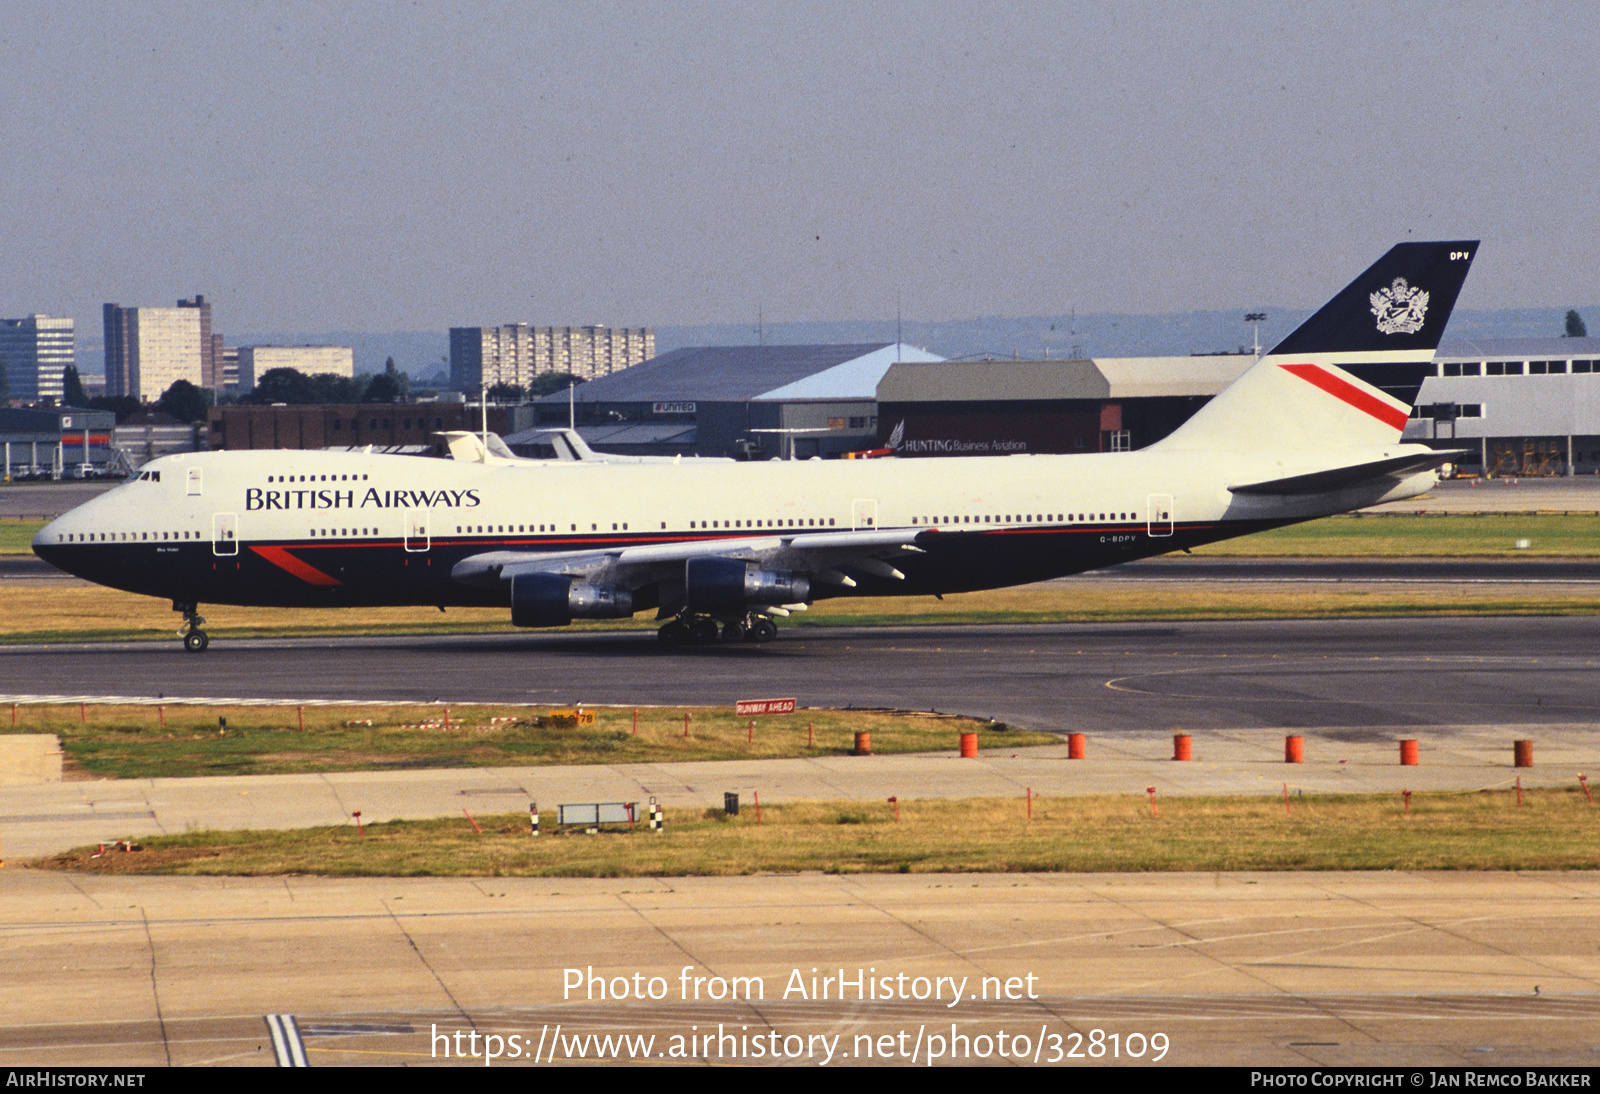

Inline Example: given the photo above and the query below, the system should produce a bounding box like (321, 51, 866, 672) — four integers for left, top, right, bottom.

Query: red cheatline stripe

(1279, 363, 1410, 430)
(249, 545, 343, 586)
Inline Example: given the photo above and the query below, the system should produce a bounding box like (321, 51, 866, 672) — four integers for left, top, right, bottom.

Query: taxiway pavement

(0, 870, 1596, 1067)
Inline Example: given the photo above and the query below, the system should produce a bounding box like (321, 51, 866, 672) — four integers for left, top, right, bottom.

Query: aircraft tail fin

(1152, 241, 1478, 453)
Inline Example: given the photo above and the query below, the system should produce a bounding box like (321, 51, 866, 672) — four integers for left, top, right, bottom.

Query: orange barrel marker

(1285, 735, 1304, 764)
(1067, 733, 1086, 760)
(1514, 740, 1534, 768)
(1399, 739, 1419, 766)
(854, 731, 872, 756)
(959, 732, 978, 758)
(1173, 734, 1193, 762)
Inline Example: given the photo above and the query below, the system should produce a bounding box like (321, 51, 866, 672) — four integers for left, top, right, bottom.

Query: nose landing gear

(175, 601, 209, 652)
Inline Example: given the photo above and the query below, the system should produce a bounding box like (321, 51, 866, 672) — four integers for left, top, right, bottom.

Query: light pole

(1245, 313, 1267, 358)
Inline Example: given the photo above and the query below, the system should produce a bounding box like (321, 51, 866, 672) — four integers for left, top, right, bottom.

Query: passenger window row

(58, 530, 199, 542)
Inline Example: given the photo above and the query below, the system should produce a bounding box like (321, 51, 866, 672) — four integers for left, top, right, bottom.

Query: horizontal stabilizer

(1228, 450, 1467, 496)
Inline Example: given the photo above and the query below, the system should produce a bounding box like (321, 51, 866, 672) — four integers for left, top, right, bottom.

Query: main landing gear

(657, 613, 779, 647)
(175, 602, 209, 652)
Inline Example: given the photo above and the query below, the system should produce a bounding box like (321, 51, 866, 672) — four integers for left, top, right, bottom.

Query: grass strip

(6, 703, 1038, 780)
(0, 519, 44, 555)
(1192, 512, 1600, 556)
(38, 788, 1600, 877)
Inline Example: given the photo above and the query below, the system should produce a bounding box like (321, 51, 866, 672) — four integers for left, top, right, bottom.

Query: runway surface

(0, 482, 116, 520)
(1, 870, 1596, 1067)
(4, 616, 1599, 734)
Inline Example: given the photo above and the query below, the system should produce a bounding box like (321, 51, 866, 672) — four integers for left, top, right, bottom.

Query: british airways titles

(244, 486, 483, 512)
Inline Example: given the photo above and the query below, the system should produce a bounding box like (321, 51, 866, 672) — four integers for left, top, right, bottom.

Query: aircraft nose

(33, 517, 62, 553)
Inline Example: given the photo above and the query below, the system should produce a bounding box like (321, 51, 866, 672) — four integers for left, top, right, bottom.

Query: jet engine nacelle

(511, 572, 633, 628)
(685, 557, 811, 616)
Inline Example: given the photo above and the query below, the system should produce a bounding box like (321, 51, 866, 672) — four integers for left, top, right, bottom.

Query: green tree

(88, 395, 141, 422)
(527, 372, 585, 398)
(61, 365, 88, 407)
(158, 379, 211, 423)
(249, 367, 315, 405)
(364, 371, 402, 403)
(486, 382, 524, 402)
(1566, 310, 1588, 338)
(307, 373, 364, 404)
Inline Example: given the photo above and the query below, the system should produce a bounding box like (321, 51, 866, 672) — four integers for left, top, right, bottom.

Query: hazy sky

(3, 2, 1597, 337)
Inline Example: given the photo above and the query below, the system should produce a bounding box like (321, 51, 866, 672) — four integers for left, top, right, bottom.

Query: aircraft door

(1146, 494, 1174, 538)
(851, 498, 878, 530)
(212, 512, 239, 556)
(404, 511, 431, 552)
(186, 467, 203, 495)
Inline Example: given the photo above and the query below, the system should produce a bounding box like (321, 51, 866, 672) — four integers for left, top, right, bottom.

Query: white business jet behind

(36, 241, 1477, 650)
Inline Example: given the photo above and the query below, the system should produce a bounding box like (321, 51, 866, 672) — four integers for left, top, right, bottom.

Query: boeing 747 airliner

(35, 241, 1477, 649)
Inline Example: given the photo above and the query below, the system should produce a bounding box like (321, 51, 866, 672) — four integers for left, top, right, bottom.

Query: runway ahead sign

(735, 697, 796, 716)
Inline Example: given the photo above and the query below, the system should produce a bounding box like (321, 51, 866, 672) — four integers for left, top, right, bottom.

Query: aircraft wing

(450, 527, 926, 591)
(1227, 449, 1468, 496)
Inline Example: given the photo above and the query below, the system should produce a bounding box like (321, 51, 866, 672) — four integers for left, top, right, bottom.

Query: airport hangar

(516, 342, 943, 460)
(862, 336, 1600, 476)
(0, 406, 117, 479)
(191, 335, 1600, 476)
(511, 341, 1264, 461)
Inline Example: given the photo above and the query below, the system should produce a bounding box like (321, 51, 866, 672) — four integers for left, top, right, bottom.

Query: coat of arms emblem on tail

(1370, 277, 1430, 335)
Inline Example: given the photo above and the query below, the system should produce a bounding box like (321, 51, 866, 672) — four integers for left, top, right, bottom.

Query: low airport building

(194, 335, 1600, 476)
(1409, 336, 1600, 475)
(0, 406, 117, 479)
(873, 354, 1255, 456)
(530, 343, 943, 459)
(112, 411, 202, 470)
(208, 403, 480, 451)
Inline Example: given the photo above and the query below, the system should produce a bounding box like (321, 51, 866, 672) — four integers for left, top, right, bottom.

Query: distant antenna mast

(1069, 306, 1081, 359)
(480, 379, 489, 445)
(1245, 313, 1267, 357)
(896, 294, 903, 362)
(568, 379, 575, 430)
(757, 305, 764, 347)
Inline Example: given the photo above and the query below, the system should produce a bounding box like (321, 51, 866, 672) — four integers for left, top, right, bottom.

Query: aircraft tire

(721, 620, 747, 643)
(689, 617, 721, 645)
(749, 618, 778, 643)
(657, 621, 690, 646)
(184, 630, 210, 653)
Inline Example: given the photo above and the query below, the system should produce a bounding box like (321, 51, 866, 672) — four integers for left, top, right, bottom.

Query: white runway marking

(265, 1013, 308, 1067)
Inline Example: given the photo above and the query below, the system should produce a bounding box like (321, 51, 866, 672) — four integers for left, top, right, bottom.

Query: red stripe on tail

(1279, 363, 1410, 430)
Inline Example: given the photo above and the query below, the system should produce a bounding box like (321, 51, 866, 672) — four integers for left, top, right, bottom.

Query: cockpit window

(137, 470, 162, 482)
